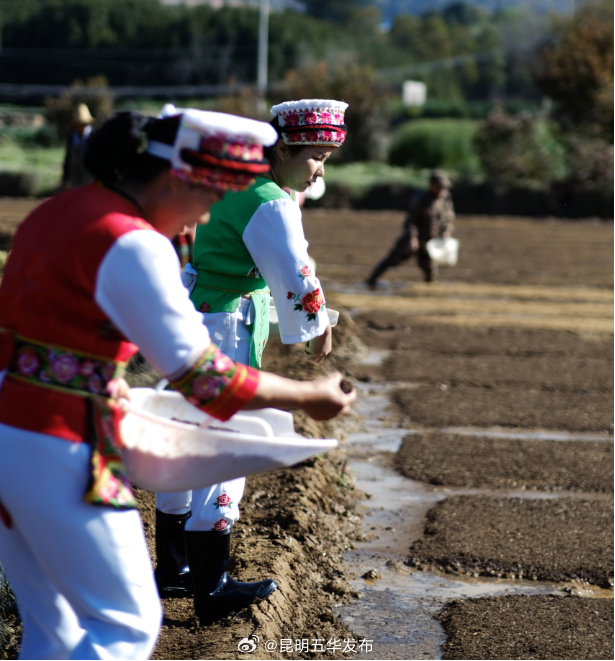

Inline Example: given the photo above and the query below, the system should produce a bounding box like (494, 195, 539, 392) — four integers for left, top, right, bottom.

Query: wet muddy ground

(0, 202, 613, 659)
(303, 210, 613, 659)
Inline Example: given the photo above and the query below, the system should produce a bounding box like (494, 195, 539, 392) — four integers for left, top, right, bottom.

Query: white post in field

(257, 0, 270, 103)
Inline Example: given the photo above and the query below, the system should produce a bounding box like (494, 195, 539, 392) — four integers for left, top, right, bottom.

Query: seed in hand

(340, 379, 354, 394)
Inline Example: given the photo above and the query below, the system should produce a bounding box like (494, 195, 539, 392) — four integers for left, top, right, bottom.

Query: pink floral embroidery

(320, 112, 332, 124)
(7, 336, 137, 511)
(98, 479, 118, 503)
(334, 113, 342, 123)
(305, 131, 319, 143)
(213, 492, 234, 509)
(304, 112, 318, 124)
(302, 289, 324, 314)
(115, 490, 130, 506)
(288, 288, 326, 322)
(199, 134, 263, 165)
(191, 375, 222, 400)
(228, 142, 245, 158)
(213, 353, 234, 373)
(170, 344, 240, 410)
(289, 132, 302, 143)
(88, 374, 102, 393)
(51, 354, 79, 382)
(80, 360, 97, 376)
(300, 265, 312, 277)
(202, 136, 225, 153)
(321, 131, 333, 142)
(213, 518, 228, 531)
(17, 348, 39, 377)
(199, 301, 211, 313)
(84, 401, 137, 509)
(285, 112, 300, 126)
(100, 415, 116, 439)
(248, 143, 263, 160)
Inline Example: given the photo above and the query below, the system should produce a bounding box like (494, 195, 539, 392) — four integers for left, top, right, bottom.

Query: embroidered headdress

(269, 99, 349, 148)
(145, 104, 278, 191)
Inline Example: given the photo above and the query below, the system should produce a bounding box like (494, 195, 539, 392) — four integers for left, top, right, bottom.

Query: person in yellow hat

(61, 103, 95, 189)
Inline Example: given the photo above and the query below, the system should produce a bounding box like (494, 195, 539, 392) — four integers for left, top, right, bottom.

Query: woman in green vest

(155, 100, 349, 621)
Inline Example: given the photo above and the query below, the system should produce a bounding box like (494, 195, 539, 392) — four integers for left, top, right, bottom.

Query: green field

(0, 138, 63, 196)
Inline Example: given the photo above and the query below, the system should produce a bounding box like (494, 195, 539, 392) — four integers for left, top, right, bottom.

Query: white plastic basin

(426, 237, 459, 266)
(119, 388, 337, 492)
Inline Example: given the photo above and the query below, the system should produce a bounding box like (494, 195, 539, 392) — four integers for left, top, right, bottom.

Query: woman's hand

(298, 371, 356, 421)
(245, 370, 356, 421)
(305, 322, 332, 363)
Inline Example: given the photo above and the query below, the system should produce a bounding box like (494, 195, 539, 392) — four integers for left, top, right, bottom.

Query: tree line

(0, 0, 555, 102)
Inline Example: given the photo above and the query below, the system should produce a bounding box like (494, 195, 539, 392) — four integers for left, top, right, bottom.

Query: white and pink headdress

(269, 99, 349, 148)
(145, 104, 278, 191)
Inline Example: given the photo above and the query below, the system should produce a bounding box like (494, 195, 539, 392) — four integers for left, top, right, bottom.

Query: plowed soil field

(0, 199, 613, 660)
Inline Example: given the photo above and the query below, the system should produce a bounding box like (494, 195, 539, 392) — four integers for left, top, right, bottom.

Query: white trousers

(156, 299, 251, 531)
(0, 424, 161, 660)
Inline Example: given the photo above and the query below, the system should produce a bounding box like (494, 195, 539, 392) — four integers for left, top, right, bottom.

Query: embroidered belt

(4, 332, 137, 509)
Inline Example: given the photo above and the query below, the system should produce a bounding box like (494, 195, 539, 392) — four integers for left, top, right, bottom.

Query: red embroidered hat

(269, 99, 349, 148)
(145, 104, 278, 191)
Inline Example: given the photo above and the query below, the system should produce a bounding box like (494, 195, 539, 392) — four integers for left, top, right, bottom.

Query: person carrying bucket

(366, 169, 456, 285)
(154, 99, 349, 621)
(0, 108, 355, 660)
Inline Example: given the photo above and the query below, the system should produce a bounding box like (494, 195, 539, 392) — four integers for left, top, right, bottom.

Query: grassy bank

(0, 139, 63, 196)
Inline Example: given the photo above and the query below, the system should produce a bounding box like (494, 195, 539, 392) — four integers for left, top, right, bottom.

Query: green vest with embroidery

(191, 177, 291, 369)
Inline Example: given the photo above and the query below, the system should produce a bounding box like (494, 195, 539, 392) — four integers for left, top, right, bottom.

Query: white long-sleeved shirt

(95, 229, 210, 379)
(242, 198, 328, 344)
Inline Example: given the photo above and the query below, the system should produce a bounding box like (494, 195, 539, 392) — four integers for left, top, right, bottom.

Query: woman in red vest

(0, 109, 355, 660)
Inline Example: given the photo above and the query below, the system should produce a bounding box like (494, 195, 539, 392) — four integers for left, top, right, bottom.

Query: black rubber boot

(154, 509, 192, 598)
(184, 528, 277, 621)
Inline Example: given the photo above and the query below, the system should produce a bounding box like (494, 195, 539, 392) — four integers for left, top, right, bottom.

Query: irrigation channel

(333, 349, 614, 660)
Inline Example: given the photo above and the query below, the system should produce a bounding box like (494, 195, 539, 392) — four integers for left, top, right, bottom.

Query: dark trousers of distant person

(367, 231, 435, 284)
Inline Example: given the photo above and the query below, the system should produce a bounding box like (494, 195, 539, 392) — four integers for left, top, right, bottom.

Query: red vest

(0, 183, 153, 442)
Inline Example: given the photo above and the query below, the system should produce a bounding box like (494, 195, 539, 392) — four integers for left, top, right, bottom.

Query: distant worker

(61, 103, 95, 189)
(366, 169, 455, 285)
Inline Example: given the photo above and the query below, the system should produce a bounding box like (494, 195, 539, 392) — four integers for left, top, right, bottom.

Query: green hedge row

(388, 119, 480, 173)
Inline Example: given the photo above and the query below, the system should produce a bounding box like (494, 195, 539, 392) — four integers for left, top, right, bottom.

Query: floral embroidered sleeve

(242, 199, 329, 345)
(169, 343, 260, 421)
(287, 265, 325, 322)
